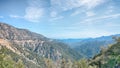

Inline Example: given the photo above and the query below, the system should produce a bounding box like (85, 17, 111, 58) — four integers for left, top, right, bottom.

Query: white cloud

(49, 16, 63, 21)
(28, 0, 49, 8)
(50, 11, 57, 17)
(81, 13, 120, 24)
(71, 11, 80, 16)
(71, 10, 95, 17)
(51, 0, 106, 17)
(22, 0, 107, 22)
(9, 15, 21, 18)
(105, 22, 120, 27)
(80, 0, 105, 9)
(24, 7, 44, 22)
(105, 6, 114, 14)
(51, 0, 78, 11)
(7, 0, 108, 22)
(0, 16, 4, 18)
(49, 11, 64, 21)
(51, 0, 106, 11)
(86, 11, 95, 17)
(71, 9, 84, 16)
(23, 0, 46, 22)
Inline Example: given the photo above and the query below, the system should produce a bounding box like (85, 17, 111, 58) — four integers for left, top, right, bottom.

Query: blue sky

(0, 0, 120, 39)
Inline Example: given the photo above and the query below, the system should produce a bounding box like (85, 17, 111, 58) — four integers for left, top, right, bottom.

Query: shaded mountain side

(89, 38, 120, 68)
(0, 22, 82, 63)
(73, 39, 114, 58)
(56, 39, 85, 48)
(74, 35, 120, 58)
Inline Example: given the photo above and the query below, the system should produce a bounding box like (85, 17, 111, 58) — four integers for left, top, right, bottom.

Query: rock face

(0, 22, 81, 61)
(0, 23, 47, 40)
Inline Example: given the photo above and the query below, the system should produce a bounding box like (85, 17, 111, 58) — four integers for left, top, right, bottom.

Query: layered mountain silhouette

(57, 34, 120, 58)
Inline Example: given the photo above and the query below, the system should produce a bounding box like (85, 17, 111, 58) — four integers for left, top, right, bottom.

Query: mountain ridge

(0, 22, 82, 68)
(57, 34, 120, 58)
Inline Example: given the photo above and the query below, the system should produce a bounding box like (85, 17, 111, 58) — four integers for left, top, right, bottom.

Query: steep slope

(0, 22, 82, 68)
(89, 38, 120, 68)
(0, 38, 46, 68)
(0, 23, 47, 40)
(0, 45, 24, 68)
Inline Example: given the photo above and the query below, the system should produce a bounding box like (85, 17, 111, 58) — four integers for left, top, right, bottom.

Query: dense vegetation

(0, 45, 24, 68)
(89, 37, 120, 68)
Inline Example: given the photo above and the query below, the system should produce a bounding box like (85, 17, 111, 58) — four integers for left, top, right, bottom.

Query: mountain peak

(0, 22, 82, 62)
(0, 22, 47, 40)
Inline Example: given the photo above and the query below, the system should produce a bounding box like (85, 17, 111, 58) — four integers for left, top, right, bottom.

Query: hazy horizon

(0, 0, 120, 38)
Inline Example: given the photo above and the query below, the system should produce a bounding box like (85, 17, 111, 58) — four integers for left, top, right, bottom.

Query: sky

(0, 0, 120, 39)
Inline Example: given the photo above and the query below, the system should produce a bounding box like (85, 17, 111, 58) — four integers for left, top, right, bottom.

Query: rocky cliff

(0, 22, 82, 68)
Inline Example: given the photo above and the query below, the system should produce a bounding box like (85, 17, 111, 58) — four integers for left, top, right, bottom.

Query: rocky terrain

(0, 22, 82, 68)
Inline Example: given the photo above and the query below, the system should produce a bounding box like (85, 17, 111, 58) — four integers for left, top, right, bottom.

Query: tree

(66, 59, 72, 68)
(0, 55, 15, 68)
(61, 58, 67, 68)
(73, 59, 89, 68)
(0, 46, 24, 68)
(15, 59, 24, 68)
(44, 58, 54, 68)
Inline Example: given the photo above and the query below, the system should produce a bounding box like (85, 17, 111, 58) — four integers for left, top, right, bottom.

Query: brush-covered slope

(0, 39, 45, 68)
(0, 22, 82, 68)
(90, 37, 120, 68)
(0, 45, 24, 68)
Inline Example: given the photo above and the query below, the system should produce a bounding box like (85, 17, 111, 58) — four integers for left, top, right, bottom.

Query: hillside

(0, 45, 24, 68)
(0, 39, 43, 68)
(0, 22, 82, 68)
(58, 37, 120, 68)
(89, 37, 120, 68)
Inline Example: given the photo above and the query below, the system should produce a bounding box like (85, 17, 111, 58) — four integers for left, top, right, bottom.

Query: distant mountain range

(57, 34, 120, 58)
(0, 22, 82, 68)
(0, 22, 120, 68)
